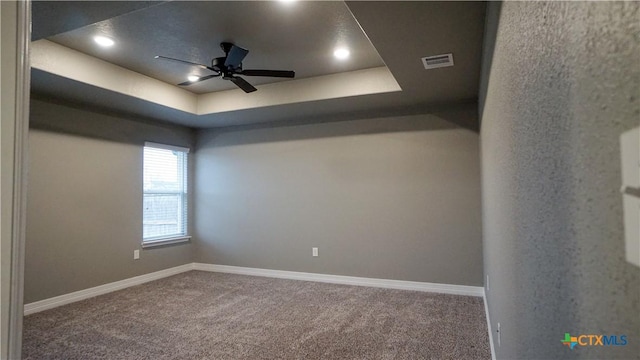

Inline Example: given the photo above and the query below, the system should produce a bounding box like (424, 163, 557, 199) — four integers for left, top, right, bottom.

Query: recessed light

(187, 75, 200, 82)
(333, 47, 350, 60)
(94, 36, 114, 47)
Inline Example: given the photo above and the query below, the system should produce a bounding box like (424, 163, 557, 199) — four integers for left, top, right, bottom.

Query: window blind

(143, 142, 189, 241)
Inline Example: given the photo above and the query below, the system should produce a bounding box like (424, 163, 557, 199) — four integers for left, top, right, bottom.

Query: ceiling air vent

(421, 53, 454, 70)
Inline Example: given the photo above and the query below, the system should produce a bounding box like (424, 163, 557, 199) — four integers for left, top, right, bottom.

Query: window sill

(142, 236, 192, 249)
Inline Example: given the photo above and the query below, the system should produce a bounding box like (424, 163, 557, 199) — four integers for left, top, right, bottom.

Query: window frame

(142, 141, 191, 248)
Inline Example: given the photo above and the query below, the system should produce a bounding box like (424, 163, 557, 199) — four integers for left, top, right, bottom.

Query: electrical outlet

(134, 249, 140, 260)
(497, 322, 501, 347)
(312, 247, 318, 257)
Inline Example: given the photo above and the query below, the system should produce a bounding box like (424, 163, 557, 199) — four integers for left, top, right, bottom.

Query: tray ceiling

(30, 1, 487, 129)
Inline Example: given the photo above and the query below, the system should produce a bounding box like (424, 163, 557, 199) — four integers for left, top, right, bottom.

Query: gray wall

(480, 2, 639, 359)
(194, 113, 483, 286)
(25, 99, 195, 303)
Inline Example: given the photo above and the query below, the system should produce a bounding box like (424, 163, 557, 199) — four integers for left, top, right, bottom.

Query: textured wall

(480, 2, 639, 359)
(194, 114, 484, 286)
(25, 100, 195, 303)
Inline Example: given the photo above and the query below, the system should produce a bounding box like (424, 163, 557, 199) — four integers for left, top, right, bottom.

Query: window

(143, 142, 190, 246)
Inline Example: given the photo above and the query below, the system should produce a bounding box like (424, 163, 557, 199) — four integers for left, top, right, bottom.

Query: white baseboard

(24, 263, 484, 316)
(193, 263, 484, 297)
(484, 289, 497, 360)
(24, 263, 195, 315)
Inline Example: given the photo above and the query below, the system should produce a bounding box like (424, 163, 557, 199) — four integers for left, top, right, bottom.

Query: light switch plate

(620, 126, 639, 267)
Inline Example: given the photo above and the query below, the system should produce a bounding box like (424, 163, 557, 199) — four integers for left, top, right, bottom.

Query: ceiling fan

(155, 42, 295, 93)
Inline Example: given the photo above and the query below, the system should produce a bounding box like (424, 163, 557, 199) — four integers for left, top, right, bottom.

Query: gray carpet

(23, 271, 491, 359)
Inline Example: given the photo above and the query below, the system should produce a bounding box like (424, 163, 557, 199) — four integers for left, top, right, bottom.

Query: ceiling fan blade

(155, 55, 218, 73)
(230, 76, 257, 93)
(224, 45, 249, 69)
(177, 74, 220, 86)
(240, 69, 295, 78)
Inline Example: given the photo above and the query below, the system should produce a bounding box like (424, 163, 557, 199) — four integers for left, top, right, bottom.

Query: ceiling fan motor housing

(211, 57, 240, 74)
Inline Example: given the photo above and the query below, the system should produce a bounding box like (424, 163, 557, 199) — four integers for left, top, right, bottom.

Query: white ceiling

(30, 1, 487, 130)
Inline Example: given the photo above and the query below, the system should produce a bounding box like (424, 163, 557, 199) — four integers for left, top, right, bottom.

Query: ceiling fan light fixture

(93, 36, 115, 47)
(333, 47, 350, 60)
(187, 75, 200, 82)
